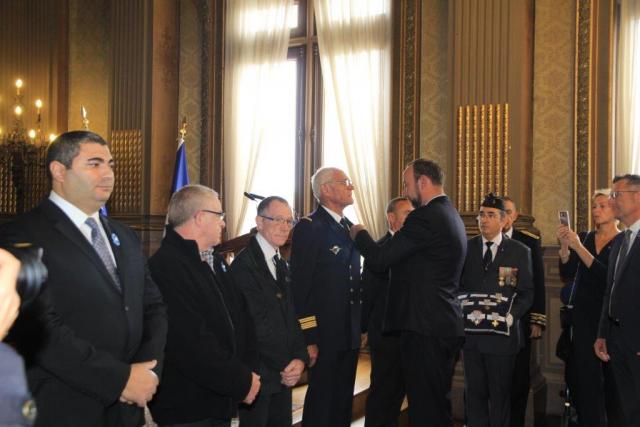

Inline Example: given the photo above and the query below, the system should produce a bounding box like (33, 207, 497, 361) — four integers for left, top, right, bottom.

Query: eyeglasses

(201, 209, 226, 220)
(477, 212, 499, 220)
(609, 190, 640, 199)
(325, 179, 353, 187)
(259, 215, 297, 227)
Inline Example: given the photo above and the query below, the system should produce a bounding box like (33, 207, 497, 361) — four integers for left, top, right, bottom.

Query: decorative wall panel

(531, 0, 575, 245)
(420, 0, 450, 187)
(68, 0, 109, 137)
(110, 129, 143, 214)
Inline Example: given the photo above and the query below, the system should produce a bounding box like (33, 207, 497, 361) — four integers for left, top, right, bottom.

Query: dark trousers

(608, 325, 640, 427)
(302, 347, 358, 427)
(463, 349, 516, 427)
(400, 332, 463, 427)
(159, 418, 230, 427)
(365, 334, 405, 427)
(239, 388, 292, 427)
(510, 328, 531, 427)
(566, 324, 608, 427)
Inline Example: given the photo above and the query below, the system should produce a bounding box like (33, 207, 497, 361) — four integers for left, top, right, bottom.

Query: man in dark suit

(460, 194, 533, 427)
(350, 158, 467, 426)
(501, 196, 546, 427)
(361, 196, 413, 427)
(230, 195, 308, 426)
(148, 184, 260, 427)
(290, 167, 362, 427)
(0, 131, 167, 426)
(595, 174, 640, 426)
(0, 249, 36, 426)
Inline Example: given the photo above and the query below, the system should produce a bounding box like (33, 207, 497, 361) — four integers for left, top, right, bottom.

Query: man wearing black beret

(459, 194, 534, 427)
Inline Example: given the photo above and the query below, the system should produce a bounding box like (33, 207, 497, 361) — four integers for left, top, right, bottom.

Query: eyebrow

(86, 157, 114, 164)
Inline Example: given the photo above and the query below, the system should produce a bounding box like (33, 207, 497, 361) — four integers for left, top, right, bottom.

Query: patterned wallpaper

(178, 0, 203, 183)
(419, 0, 451, 191)
(531, 0, 575, 245)
(68, 0, 109, 138)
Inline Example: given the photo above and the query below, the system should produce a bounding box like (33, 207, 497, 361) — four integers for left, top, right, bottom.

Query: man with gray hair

(148, 184, 260, 427)
(230, 196, 308, 426)
(290, 167, 362, 427)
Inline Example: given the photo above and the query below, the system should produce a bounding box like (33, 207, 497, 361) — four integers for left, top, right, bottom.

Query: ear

(256, 215, 263, 231)
(417, 175, 430, 191)
(49, 161, 67, 183)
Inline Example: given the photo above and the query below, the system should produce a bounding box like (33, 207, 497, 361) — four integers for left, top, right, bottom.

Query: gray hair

(386, 196, 410, 214)
(257, 196, 289, 216)
(311, 167, 342, 200)
(168, 184, 219, 227)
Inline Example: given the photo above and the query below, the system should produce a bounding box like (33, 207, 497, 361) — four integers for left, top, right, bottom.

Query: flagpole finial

(81, 106, 90, 130)
(179, 116, 187, 141)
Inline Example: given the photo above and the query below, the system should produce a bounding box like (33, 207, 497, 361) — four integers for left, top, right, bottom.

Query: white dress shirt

(481, 232, 503, 262)
(256, 232, 278, 280)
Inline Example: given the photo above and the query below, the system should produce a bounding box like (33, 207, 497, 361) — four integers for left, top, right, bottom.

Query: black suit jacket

(354, 195, 467, 337)
(290, 207, 362, 351)
(148, 227, 257, 424)
(461, 235, 534, 355)
(229, 235, 308, 393)
(1, 199, 167, 427)
(361, 232, 392, 348)
(510, 229, 546, 328)
(598, 230, 640, 350)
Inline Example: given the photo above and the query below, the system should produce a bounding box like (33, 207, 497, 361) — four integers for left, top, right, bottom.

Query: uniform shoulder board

(301, 216, 312, 222)
(519, 230, 540, 240)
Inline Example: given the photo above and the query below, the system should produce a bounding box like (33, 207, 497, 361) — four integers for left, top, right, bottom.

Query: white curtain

(224, 0, 293, 238)
(615, 0, 640, 175)
(314, 0, 392, 238)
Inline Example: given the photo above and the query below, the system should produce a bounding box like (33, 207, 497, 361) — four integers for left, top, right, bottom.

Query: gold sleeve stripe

(519, 230, 540, 240)
(299, 316, 316, 323)
(299, 320, 318, 330)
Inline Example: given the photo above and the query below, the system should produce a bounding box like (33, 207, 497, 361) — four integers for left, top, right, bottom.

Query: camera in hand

(4, 243, 48, 307)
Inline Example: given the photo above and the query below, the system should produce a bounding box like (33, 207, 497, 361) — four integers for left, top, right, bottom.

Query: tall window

(225, 0, 391, 237)
(613, 0, 640, 175)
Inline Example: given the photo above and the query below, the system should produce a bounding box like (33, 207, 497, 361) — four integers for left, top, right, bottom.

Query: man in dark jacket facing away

(149, 184, 260, 427)
(230, 196, 308, 426)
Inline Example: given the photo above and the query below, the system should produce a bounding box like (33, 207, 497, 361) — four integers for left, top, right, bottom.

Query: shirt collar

(482, 232, 503, 247)
(627, 218, 640, 237)
(49, 190, 100, 228)
(321, 205, 344, 224)
(423, 193, 446, 207)
(504, 227, 513, 238)
(256, 232, 278, 260)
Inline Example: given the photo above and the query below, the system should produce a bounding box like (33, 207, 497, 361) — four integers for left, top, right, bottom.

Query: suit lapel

(42, 200, 122, 296)
(101, 216, 128, 294)
(615, 232, 640, 282)
(490, 237, 508, 271)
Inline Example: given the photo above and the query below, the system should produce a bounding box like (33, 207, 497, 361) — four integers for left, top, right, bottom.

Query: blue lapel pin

(111, 233, 121, 247)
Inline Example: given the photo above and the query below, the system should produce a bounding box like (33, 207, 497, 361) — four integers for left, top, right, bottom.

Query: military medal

(329, 245, 342, 255)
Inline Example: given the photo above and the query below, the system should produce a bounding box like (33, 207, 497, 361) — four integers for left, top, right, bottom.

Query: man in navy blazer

(596, 174, 640, 426)
(1, 131, 167, 427)
(290, 167, 362, 427)
(350, 159, 467, 426)
(460, 194, 533, 427)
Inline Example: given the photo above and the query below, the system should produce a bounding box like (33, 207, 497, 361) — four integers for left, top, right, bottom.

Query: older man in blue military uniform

(290, 167, 362, 427)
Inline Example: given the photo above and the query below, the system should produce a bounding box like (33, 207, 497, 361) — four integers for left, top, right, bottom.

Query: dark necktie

(614, 229, 633, 281)
(483, 241, 494, 271)
(272, 254, 288, 288)
(340, 217, 351, 232)
(85, 217, 121, 292)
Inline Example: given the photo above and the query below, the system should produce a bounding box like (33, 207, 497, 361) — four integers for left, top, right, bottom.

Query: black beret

(481, 193, 505, 211)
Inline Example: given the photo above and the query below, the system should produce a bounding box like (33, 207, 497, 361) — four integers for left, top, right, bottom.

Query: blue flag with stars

(171, 139, 190, 194)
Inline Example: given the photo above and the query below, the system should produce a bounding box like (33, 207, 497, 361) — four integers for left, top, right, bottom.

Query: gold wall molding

(110, 129, 143, 214)
(573, 0, 614, 233)
(391, 0, 421, 194)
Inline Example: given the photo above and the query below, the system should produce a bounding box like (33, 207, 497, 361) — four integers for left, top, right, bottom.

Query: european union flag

(171, 139, 190, 194)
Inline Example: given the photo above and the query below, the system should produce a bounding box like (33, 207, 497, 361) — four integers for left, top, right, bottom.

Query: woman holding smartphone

(557, 189, 620, 426)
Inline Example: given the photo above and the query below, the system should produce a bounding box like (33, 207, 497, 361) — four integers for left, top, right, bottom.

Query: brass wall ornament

(456, 103, 510, 212)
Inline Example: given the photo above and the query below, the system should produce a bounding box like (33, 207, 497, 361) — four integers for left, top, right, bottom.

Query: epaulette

(301, 217, 312, 222)
(519, 230, 540, 240)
